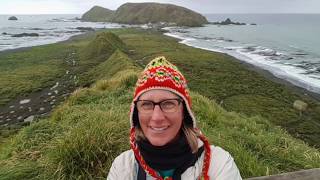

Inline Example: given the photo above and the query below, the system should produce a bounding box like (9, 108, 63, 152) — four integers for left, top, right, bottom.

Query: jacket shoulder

(107, 150, 137, 180)
(209, 145, 242, 180)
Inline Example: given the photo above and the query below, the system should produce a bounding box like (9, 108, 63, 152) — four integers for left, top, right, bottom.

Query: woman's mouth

(149, 126, 169, 132)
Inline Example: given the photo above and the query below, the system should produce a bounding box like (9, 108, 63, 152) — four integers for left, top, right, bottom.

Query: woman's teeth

(150, 126, 168, 131)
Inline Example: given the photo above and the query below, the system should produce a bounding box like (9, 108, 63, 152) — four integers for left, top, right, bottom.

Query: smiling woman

(107, 56, 242, 180)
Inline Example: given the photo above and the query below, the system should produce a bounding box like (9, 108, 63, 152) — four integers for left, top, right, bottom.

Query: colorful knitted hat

(129, 56, 196, 128)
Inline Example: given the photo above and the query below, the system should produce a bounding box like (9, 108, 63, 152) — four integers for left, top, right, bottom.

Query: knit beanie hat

(129, 56, 196, 128)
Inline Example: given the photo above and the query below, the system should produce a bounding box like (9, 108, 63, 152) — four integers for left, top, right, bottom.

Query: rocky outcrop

(210, 18, 249, 25)
(11, 33, 39, 37)
(8, 16, 18, 20)
(76, 27, 95, 32)
(81, 3, 208, 27)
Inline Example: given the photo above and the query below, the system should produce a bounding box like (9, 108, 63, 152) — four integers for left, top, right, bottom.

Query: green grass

(112, 28, 320, 148)
(0, 44, 70, 105)
(0, 28, 320, 179)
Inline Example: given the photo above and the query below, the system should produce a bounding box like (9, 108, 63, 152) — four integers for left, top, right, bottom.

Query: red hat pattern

(129, 56, 196, 128)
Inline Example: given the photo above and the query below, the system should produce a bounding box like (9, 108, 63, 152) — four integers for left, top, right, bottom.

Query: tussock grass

(83, 32, 127, 59)
(80, 49, 139, 86)
(50, 109, 129, 178)
(93, 69, 138, 91)
(0, 160, 43, 180)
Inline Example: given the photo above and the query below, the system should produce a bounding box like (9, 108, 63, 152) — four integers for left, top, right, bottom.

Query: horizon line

(1, 12, 320, 15)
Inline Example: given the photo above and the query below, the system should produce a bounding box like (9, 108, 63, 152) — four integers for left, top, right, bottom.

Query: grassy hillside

(0, 31, 126, 107)
(0, 44, 70, 106)
(0, 31, 128, 144)
(81, 6, 114, 22)
(0, 48, 319, 179)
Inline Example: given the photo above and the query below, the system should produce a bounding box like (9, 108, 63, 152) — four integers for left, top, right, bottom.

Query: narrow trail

(0, 49, 80, 126)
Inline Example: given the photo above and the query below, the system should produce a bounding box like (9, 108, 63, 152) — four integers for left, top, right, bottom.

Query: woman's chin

(147, 137, 170, 146)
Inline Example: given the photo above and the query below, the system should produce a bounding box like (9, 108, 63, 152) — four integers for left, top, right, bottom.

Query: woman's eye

(141, 102, 153, 109)
(162, 100, 176, 109)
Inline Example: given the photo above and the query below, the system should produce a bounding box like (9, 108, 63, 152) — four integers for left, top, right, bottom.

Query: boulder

(76, 27, 95, 31)
(293, 100, 308, 112)
(24, 115, 35, 122)
(210, 18, 248, 25)
(12, 33, 39, 37)
(8, 16, 18, 20)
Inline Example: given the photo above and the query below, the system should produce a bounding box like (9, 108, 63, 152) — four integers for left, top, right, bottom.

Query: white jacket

(107, 144, 242, 180)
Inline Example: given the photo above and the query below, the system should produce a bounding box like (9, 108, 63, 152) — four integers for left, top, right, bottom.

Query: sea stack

(8, 16, 18, 20)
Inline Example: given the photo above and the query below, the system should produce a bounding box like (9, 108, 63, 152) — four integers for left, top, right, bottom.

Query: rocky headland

(81, 2, 208, 27)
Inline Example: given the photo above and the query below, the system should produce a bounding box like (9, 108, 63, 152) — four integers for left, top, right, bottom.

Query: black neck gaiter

(137, 134, 192, 170)
(136, 134, 204, 180)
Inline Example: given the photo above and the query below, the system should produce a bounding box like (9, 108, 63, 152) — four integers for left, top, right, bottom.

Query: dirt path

(0, 50, 80, 126)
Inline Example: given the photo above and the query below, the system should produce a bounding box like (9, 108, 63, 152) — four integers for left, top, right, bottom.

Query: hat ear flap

(133, 106, 140, 127)
(183, 102, 193, 127)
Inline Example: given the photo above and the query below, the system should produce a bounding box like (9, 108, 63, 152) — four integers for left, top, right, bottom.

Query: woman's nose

(150, 105, 165, 121)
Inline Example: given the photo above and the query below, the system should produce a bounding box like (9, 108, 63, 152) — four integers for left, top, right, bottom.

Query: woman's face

(137, 89, 184, 146)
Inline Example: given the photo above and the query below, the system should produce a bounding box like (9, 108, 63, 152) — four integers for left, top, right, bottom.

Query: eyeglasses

(135, 98, 183, 114)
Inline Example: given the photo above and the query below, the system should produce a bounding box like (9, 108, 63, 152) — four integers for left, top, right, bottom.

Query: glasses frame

(134, 98, 183, 114)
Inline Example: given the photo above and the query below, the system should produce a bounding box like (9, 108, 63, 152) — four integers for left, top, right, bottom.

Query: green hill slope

(81, 6, 114, 22)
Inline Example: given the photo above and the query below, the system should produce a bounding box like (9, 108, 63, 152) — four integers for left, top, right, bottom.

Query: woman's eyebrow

(138, 98, 178, 101)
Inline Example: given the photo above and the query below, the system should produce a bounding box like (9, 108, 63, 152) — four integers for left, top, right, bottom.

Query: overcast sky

(1, 0, 320, 14)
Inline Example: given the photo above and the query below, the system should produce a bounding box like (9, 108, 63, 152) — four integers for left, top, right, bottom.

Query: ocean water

(0, 14, 122, 51)
(164, 14, 320, 94)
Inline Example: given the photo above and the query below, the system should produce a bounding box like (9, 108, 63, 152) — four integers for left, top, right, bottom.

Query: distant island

(210, 18, 257, 25)
(81, 2, 208, 27)
(8, 16, 18, 20)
